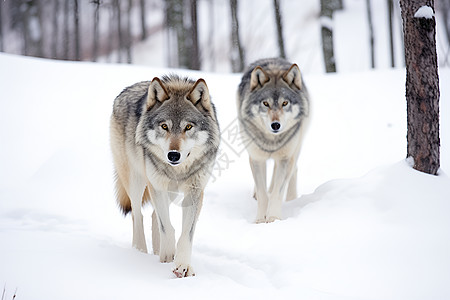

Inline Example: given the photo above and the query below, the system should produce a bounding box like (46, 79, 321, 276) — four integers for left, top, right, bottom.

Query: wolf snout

(167, 151, 181, 165)
(271, 122, 281, 133)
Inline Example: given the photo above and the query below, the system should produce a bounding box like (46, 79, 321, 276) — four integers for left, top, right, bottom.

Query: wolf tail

(114, 172, 151, 215)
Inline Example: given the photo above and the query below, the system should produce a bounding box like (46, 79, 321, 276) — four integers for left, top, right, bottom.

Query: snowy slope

(1, 53, 450, 300)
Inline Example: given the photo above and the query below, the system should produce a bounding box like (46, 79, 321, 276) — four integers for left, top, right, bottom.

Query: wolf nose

(167, 151, 181, 163)
(271, 122, 281, 131)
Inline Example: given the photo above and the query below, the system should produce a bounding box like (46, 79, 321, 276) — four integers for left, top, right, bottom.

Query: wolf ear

(282, 64, 302, 90)
(147, 77, 169, 109)
(188, 78, 212, 112)
(250, 66, 270, 91)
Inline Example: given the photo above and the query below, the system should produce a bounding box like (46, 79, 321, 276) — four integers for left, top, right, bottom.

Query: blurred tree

(387, 0, 395, 67)
(0, 1, 4, 52)
(74, 0, 80, 60)
(126, 0, 132, 63)
(189, 0, 200, 70)
(19, 0, 44, 58)
(320, 0, 336, 72)
(92, 0, 100, 62)
(400, 0, 440, 175)
(51, 0, 59, 58)
(440, 0, 450, 66)
(165, 0, 199, 69)
(63, 0, 69, 59)
(366, 0, 374, 68)
(140, 0, 147, 40)
(273, 0, 286, 59)
(230, 0, 245, 72)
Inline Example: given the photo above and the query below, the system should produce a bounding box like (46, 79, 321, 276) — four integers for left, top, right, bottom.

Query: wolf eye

(263, 101, 269, 107)
(282, 101, 289, 107)
(185, 124, 193, 131)
(161, 124, 168, 130)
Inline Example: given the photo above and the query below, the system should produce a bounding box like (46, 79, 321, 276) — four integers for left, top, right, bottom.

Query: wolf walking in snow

(237, 58, 310, 223)
(110, 75, 220, 277)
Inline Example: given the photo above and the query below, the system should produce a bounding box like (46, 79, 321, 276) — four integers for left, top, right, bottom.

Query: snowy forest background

(0, 0, 449, 74)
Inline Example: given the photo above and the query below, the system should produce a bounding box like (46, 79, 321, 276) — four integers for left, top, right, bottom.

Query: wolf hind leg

(129, 173, 148, 253)
(286, 166, 298, 201)
(151, 210, 160, 255)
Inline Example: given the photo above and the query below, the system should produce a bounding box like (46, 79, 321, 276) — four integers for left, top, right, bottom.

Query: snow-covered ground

(0, 51, 449, 300)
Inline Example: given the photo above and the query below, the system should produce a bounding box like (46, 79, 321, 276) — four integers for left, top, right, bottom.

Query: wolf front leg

(173, 189, 203, 278)
(249, 158, 269, 223)
(267, 158, 296, 222)
(149, 187, 176, 263)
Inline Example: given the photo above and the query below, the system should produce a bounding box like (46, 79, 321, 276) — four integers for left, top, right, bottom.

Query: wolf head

(136, 75, 218, 167)
(246, 63, 305, 135)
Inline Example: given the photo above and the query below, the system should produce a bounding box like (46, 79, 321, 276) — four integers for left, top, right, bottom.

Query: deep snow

(0, 52, 449, 300)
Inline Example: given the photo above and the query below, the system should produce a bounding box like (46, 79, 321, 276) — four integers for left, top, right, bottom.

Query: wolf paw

(173, 264, 195, 278)
(255, 218, 266, 224)
(159, 253, 175, 263)
(266, 216, 281, 223)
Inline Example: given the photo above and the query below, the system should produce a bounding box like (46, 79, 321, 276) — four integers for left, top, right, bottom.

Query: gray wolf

(110, 75, 220, 277)
(237, 58, 310, 223)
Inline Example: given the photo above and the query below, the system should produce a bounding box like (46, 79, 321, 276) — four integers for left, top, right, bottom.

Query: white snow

(319, 16, 334, 31)
(414, 6, 434, 19)
(1, 52, 450, 300)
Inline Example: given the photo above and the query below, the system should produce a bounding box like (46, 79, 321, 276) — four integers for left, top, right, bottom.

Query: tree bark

(400, 0, 440, 175)
(230, 0, 245, 72)
(273, 0, 286, 59)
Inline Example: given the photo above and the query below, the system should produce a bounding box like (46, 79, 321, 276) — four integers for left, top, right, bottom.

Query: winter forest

(1, 0, 450, 299)
(1, 0, 449, 72)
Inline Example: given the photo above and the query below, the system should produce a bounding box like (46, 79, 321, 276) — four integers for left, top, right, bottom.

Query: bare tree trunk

(92, 0, 100, 62)
(320, 0, 336, 72)
(387, 0, 395, 67)
(230, 0, 245, 72)
(366, 0, 375, 68)
(74, 0, 80, 60)
(190, 0, 200, 70)
(140, 0, 147, 40)
(273, 0, 286, 59)
(400, 0, 440, 175)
